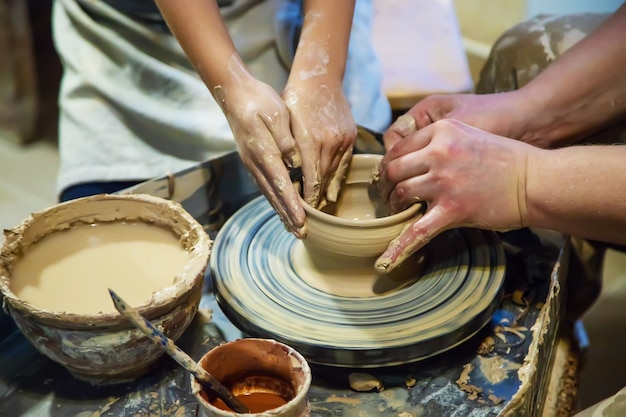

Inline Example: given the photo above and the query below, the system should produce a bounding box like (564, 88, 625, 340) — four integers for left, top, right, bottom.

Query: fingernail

(279, 209, 307, 239)
(281, 220, 305, 239)
(326, 184, 339, 203)
(289, 152, 302, 168)
(375, 256, 391, 274)
(293, 224, 307, 239)
(393, 114, 417, 136)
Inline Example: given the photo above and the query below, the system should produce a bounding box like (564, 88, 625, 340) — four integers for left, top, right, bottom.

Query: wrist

(521, 146, 554, 229)
(210, 60, 257, 109)
(286, 62, 344, 89)
(202, 55, 253, 93)
(513, 85, 573, 147)
(514, 80, 619, 148)
(284, 74, 344, 104)
(500, 89, 559, 147)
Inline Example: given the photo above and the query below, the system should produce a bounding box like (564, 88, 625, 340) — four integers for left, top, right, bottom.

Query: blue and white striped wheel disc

(211, 196, 506, 367)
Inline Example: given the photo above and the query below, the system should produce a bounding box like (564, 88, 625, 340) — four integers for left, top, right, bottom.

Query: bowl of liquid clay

(0, 193, 211, 384)
(192, 338, 311, 416)
(301, 154, 423, 259)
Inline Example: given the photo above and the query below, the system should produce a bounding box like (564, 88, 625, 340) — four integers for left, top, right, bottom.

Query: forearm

(524, 145, 626, 245)
(519, 4, 626, 145)
(154, 0, 250, 92)
(288, 0, 355, 87)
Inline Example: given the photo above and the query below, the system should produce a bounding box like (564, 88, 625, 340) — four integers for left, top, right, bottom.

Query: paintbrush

(108, 288, 250, 413)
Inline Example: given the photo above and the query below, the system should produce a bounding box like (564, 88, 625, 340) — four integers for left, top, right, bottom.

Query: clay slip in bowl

(0, 193, 211, 384)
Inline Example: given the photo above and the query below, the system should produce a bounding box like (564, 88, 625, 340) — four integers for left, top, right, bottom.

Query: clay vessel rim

(301, 153, 421, 227)
(0, 193, 210, 327)
(301, 197, 421, 228)
(0, 281, 201, 326)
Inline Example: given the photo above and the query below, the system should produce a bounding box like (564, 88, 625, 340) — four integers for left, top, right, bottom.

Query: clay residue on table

(477, 355, 521, 385)
(320, 388, 411, 416)
(456, 356, 519, 404)
(324, 395, 361, 405)
(456, 363, 483, 400)
(348, 372, 384, 392)
(603, 393, 626, 417)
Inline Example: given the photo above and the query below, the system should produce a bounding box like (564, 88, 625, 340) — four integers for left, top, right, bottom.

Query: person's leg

(476, 12, 626, 147)
(476, 13, 608, 93)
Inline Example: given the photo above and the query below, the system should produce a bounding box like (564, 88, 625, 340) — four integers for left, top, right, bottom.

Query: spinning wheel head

(212, 197, 506, 368)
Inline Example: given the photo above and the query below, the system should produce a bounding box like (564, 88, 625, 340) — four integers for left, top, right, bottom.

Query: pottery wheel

(211, 196, 506, 368)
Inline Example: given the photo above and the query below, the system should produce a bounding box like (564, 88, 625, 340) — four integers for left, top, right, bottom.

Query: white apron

(52, 0, 391, 196)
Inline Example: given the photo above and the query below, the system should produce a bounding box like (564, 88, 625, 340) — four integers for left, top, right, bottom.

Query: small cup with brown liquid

(192, 338, 311, 417)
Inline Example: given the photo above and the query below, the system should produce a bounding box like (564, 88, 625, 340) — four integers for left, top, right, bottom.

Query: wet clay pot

(302, 154, 423, 259)
(192, 338, 312, 417)
(0, 193, 211, 384)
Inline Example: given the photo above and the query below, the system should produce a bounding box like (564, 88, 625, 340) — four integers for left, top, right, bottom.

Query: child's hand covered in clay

(283, 78, 356, 209)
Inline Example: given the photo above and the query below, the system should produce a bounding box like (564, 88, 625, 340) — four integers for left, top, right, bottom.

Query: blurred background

(1, 0, 624, 412)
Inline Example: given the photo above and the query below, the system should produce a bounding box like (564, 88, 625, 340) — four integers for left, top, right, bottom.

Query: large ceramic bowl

(0, 193, 211, 384)
(302, 154, 423, 259)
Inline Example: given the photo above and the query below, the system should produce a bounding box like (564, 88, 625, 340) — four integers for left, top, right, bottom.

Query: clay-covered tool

(108, 288, 250, 413)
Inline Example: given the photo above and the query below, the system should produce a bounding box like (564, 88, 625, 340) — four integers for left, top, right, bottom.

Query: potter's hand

(375, 119, 532, 273)
(282, 80, 357, 208)
(215, 77, 306, 239)
(383, 92, 532, 150)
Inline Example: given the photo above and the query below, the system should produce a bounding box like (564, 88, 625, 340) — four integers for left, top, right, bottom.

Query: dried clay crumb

(501, 325, 528, 340)
(456, 363, 485, 401)
(512, 289, 528, 306)
(477, 336, 495, 355)
(196, 308, 213, 323)
(460, 384, 483, 401)
(456, 363, 473, 386)
(348, 372, 384, 392)
(488, 394, 504, 405)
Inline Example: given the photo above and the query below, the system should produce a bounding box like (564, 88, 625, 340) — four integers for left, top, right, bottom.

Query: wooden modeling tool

(108, 289, 250, 413)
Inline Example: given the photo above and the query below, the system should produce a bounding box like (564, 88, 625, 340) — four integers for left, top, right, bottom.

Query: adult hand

(383, 91, 549, 150)
(283, 79, 357, 208)
(375, 119, 533, 273)
(214, 76, 306, 239)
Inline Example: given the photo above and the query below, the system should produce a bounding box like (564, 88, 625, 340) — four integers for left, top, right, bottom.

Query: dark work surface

(0, 229, 561, 417)
(0, 153, 564, 416)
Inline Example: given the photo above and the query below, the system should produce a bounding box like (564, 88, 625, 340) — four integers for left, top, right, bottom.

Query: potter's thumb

(375, 211, 446, 274)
